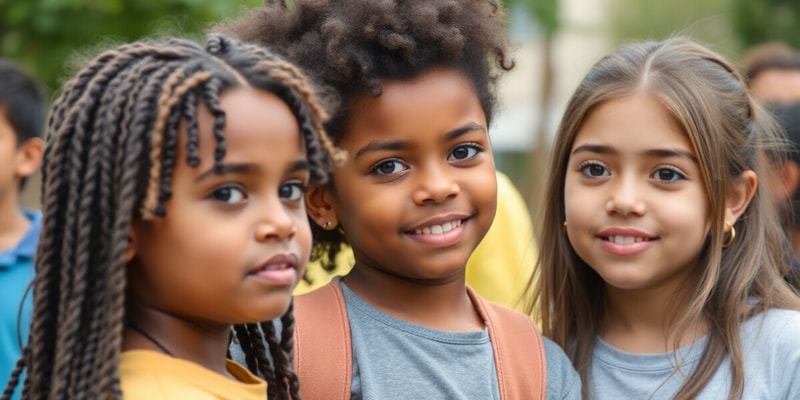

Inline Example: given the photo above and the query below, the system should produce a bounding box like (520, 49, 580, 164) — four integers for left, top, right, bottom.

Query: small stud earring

(322, 221, 330, 229)
(563, 221, 567, 232)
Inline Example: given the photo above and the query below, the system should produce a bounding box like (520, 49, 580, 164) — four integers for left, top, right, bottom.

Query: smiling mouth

(413, 219, 463, 235)
(602, 236, 656, 244)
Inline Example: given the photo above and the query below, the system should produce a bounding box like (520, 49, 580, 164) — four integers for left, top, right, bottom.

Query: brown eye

(371, 159, 407, 176)
(580, 163, 608, 177)
(652, 167, 684, 183)
(448, 144, 479, 161)
(210, 186, 246, 204)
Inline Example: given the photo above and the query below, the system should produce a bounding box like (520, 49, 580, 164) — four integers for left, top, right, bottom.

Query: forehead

(187, 87, 304, 160)
(572, 94, 693, 153)
(343, 68, 485, 142)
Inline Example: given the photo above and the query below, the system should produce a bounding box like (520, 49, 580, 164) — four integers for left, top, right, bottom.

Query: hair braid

(232, 324, 261, 376)
(260, 62, 345, 166)
(277, 304, 300, 399)
(142, 70, 212, 219)
(261, 321, 288, 399)
(182, 88, 202, 167)
(7, 35, 334, 400)
(248, 323, 279, 398)
(200, 77, 228, 166)
(1, 345, 29, 399)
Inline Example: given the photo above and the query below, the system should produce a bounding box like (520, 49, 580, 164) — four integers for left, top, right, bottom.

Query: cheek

(563, 176, 586, 222)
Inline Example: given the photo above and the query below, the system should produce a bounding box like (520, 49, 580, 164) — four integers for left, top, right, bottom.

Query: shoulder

(541, 337, 582, 400)
(739, 309, 800, 398)
(744, 308, 800, 338)
(119, 352, 173, 400)
(742, 308, 800, 350)
(119, 351, 224, 400)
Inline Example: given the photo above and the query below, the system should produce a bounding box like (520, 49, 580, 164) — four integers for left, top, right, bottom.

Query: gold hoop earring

(723, 222, 736, 248)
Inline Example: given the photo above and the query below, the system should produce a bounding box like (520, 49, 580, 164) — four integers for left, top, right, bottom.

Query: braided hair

(1, 34, 339, 400)
(217, 0, 514, 272)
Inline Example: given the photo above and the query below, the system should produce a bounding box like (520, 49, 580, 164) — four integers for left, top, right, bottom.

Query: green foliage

(733, 0, 800, 49)
(607, 0, 739, 57)
(504, 0, 559, 35)
(0, 0, 262, 91)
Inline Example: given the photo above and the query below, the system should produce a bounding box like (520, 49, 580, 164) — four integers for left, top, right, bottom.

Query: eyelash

(448, 143, 483, 161)
(576, 161, 687, 185)
(208, 184, 247, 205)
(279, 182, 307, 202)
(651, 166, 686, 184)
(578, 161, 609, 177)
(368, 142, 485, 177)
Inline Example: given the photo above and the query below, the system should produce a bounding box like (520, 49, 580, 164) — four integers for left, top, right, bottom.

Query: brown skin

(123, 88, 312, 377)
(0, 109, 42, 251)
(306, 68, 497, 332)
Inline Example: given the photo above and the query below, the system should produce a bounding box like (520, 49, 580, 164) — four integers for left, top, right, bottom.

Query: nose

(412, 162, 460, 205)
(255, 199, 297, 242)
(605, 174, 646, 216)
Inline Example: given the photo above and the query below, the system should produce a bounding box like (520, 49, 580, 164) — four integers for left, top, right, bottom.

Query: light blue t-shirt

(342, 282, 581, 400)
(0, 210, 41, 400)
(589, 308, 800, 399)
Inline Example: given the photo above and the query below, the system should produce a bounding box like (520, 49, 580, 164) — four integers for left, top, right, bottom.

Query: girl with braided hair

(2, 34, 341, 400)
(219, 1, 580, 399)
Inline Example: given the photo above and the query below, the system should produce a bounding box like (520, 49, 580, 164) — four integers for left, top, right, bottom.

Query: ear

(782, 161, 800, 198)
(305, 185, 339, 230)
(724, 170, 758, 225)
(14, 138, 43, 178)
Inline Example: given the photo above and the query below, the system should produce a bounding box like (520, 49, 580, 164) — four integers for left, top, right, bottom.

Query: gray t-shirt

(342, 282, 581, 400)
(589, 308, 800, 399)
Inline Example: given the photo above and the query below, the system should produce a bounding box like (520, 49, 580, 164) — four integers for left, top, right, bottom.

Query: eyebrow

(354, 122, 486, 160)
(194, 160, 309, 182)
(571, 144, 697, 162)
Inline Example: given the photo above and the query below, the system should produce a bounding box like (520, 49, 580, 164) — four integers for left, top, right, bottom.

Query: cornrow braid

(3, 34, 339, 400)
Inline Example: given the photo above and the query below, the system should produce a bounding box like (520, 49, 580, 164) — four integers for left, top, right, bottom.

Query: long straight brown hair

(527, 38, 800, 399)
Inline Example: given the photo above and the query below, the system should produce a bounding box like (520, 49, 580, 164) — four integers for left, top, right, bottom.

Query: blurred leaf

(733, 0, 800, 49)
(0, 0, 262, 90)
(504, 0, 559, 34)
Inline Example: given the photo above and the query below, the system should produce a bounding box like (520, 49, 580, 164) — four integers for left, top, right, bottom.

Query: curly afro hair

(217, 0, 514, 272)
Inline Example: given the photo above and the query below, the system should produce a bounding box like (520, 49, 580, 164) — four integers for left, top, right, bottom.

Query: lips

(249, 253, 298, 275)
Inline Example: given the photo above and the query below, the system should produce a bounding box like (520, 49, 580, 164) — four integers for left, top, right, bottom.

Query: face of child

(321, 68, 497, 283)
(0, 110, 40, 198)
(563, 94, 710, 295)
(127, 87, 311, 325)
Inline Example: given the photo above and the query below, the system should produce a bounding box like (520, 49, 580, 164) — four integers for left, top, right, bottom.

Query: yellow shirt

(120, 350, 266, 399)
(296, 171, 537, 312)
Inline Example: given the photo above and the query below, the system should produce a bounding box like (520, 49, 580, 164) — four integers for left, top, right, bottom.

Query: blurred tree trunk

(526, 31, 554, 222)
(503, 0, 559, 226)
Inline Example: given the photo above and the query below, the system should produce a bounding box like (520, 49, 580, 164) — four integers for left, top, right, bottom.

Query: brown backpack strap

(467, 286, 547, 400)
(293, 282, 352, 400)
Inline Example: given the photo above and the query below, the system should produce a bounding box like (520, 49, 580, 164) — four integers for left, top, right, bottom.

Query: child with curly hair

(220, 1, 580, 399)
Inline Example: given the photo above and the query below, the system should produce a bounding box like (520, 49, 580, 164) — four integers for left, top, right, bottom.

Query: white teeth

(415, 220, 461, 235)
(608, 236, 646, 244)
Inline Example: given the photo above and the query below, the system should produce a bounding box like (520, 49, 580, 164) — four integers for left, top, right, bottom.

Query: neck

(600, 283, 708, 354)
(0, 193, 28, 251)
(123, 305, 232, 377)
(344, 262, 483, 331)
